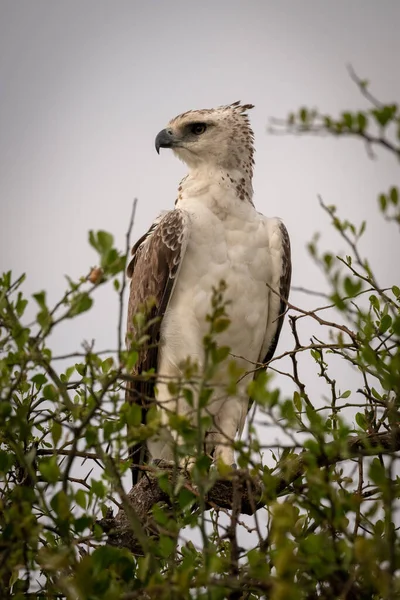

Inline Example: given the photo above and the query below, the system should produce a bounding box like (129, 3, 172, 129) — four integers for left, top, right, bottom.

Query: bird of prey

(126, 102, 291, 484)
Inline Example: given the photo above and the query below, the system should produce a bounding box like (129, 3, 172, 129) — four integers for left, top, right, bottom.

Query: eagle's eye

(190, 123, 207, 135)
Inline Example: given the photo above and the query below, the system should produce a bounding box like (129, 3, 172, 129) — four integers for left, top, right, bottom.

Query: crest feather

(228, 101, 255, 113)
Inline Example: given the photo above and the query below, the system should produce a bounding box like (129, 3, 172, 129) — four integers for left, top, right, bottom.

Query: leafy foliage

(0, 72, 399, 599)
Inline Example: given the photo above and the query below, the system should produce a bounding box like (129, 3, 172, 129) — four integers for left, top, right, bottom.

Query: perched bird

(126, 102, 291, 484)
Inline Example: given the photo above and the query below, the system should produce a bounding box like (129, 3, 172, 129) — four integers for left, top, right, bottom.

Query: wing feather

(126, 209, 191, 483)
(249, 219, 291, 410)
(261, 221, 292, 364)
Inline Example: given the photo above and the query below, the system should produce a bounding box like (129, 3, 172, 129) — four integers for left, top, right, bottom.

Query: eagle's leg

(205, 396, 244, 468)
(154, 371, 199, 471)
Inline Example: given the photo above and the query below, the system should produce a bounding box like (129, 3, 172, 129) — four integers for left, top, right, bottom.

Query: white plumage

(126, 102, 291, 482)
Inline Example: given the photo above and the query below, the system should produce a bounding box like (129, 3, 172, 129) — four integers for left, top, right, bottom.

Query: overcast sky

(1, 0, 399, 550)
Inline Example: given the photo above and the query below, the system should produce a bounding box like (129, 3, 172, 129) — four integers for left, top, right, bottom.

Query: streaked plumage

(126, 102, 291, 483)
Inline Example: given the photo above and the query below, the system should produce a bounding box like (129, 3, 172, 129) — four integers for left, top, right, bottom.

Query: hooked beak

(155, 129, 177, 154)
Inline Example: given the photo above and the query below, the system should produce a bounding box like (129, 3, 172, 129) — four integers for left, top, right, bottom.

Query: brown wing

(126, 209, 191, 484)
(262, 221, 292, 364)
(249, 220, 291, 416)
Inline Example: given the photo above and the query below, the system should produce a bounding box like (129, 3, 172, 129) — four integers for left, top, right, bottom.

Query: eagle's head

(155, 101, 255, 174)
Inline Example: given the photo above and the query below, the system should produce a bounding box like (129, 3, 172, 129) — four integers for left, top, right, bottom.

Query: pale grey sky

(1, 0, 399, 551)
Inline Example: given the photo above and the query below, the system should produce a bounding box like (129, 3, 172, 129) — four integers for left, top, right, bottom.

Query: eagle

(126, 102, 291, 484)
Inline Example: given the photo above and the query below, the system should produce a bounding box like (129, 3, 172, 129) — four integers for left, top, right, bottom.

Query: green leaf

(125, 402, 142, 427)
(281, 399, 295, 422)
(323, 253, 334, 270)
(75, 489, 87, 509)
(247, 548, 264, 569)
(389, 187, 399, 205)
(369, 294, 380, 311)
(371, 387, 382, 400)
(248, 371, 270, 405)
(357, 112, 367, 131)
(358, 220, 366, 237)
(152, 505, 169, 528)
(75, 362, 86, 376)
(89, 230, 114, 254)
(51, 420, 62, 446)
(183, 387, 194, 407)
(33, 294, 52, 330)
(43, 384, 57, 400)
(392, 316, 400, 336)
(15, 293, 28, 317)
(50, 490, 70, 520)
(85, 426, 98, 447)
(74, 516, 93, 533)
(97, 231, 114, 253)
(344, 276, 362, 298)
(88, 230, 97, 251)
(37, 310, 52, 331)
(355, 412, 367, 431)
(371, 106, 394, 127)
(91, 479, 106, 499)
(195, 454, 212, 474)
(341, 390, 351, 399)
(379, 194, 387, 212)
(157, 535, 175, 558)
(310, 349, 321, 362)
(293, 391, 302, 412)
(31, 373, 47, 389)
(379, 314, 392, 334)
(178, 487, 196, 509)
(32, 290, 47, 310)
(103, 420, 115, 441)
(212, 346, 230, 363)
(300, 108, 308, 123)
(0, 450, 14, 473)
(369, 457, 386, 486)
(331, 292, 347, 311)
(101, 356, 114, 373)
(1, 270, 12, 289)
(375, 519, 385, 537)
(305, 404, 323, 430)
(39, 456, 60, 483)
(199, 387, 213, 408)
(69, 293, 93, 317)
(125, 349, 138, 371)
(213, 318, 230, 333)
(342, 112, 353, 129)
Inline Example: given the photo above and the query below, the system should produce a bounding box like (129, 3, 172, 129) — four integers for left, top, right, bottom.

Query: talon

(179, 457, 196, 473)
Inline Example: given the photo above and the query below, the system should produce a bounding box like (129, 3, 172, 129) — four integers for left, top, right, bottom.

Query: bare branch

(99, 428, 400, 553)
(118, 198, 137, 359)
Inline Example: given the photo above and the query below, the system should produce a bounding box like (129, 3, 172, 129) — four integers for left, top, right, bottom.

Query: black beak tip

(155, 129, 174, 154)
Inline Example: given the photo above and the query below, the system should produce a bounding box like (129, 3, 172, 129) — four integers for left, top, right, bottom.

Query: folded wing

(126, 209, 191, 484)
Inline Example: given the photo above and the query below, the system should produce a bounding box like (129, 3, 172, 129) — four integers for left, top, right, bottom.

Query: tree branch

(98, 428, 400, 554)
